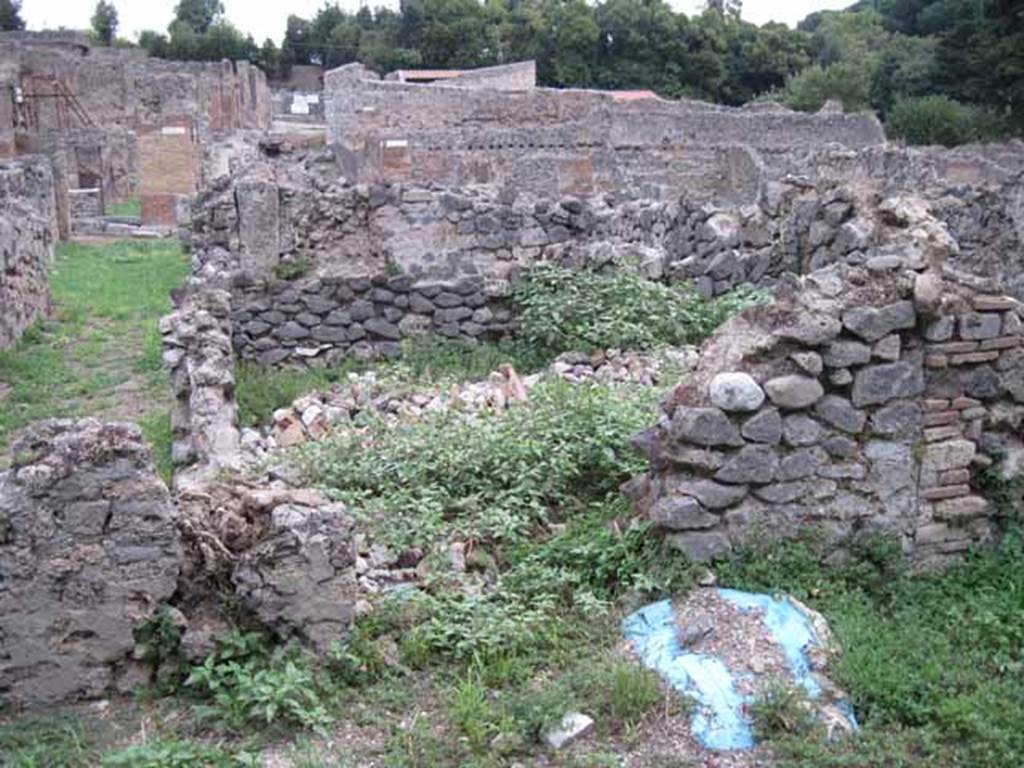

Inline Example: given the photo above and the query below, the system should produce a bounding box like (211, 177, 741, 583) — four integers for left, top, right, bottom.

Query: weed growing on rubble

(295, 380, 655, 548)
(514, 263, 764, 356)
(183, 631, 334, 734)
(720, 531, 1024, 767)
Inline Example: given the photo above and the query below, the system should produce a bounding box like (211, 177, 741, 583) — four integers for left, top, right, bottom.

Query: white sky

(23, 1, 852, 45)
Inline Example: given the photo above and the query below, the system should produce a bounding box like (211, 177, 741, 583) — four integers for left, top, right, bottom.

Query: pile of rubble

(259, 346, 699, 453)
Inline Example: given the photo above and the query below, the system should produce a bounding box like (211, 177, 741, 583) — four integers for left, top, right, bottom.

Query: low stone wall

(159, 290, 241, 490)
(0, 155, 56, 350)
(0, 419, 182, 706)
(626, 257, 1024, 567)
(230, 273, 513, 364)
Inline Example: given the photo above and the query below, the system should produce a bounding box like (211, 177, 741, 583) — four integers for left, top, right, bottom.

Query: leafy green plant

(133, 605, 185, 692)
(184, 631, 333, 734)
(102, 739, 244, 768)
(887, 95, 1006, 147)
(274, 256, 313, 281)
(295, 380, 656, 549)
(513, 263, 762, 357)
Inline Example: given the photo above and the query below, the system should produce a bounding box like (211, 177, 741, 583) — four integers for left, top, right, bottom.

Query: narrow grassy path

(0, 239, 189, 479)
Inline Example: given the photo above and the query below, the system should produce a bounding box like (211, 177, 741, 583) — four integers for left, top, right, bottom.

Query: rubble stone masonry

(0, 155, 56, 349)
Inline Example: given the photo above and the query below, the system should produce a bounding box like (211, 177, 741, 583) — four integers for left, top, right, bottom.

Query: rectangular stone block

(959, 313, 1004, 340)
(923, 411, 959, 427)
(923, 398, 950, 412)
(921, 439, 976, 472)
(939, 469, 971, 485)
(979, 336, 1021, 351)
(924, 354, 948, 368)
(951, 396, 982, 410)
(950, 351, 1000, 366)
(920, 484, 970, 501)
(925, 425, 963, 442)
(972, 295, 1016, 312)
(932, 341, 979, 354)
(934, 495, 987, 520)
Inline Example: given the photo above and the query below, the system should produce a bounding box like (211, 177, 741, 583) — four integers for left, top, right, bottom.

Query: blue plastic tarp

(622, 589, 858, 751)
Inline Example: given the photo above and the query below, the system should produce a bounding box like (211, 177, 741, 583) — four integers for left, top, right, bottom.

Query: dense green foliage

(90, 1, 118, 46)
(720, 532, 1024, 767)
(0, 0, 23, 31)
(887, 94, 1005, 146)
(515, 263, 763, 357)
(296, 380, 655, 547)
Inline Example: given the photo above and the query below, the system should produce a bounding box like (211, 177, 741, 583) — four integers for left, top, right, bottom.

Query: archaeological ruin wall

(0, 32, 272, 228)
(0, 420, 182, 705)
(324, 63, 884, 200)
(626, 217, 1024, 568)
(180, 134, 1020, 367)
(0, 155, 56, 350)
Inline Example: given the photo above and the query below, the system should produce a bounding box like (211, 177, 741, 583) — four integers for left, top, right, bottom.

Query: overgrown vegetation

(720, 531, 1024, 767)
(0, 239, 188, 478)
(515, 263, 763, 357)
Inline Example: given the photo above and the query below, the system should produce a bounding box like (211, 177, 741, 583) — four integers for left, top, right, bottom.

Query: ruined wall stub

(0, 420, 182, 706)
(0, 155, 56, 350)
(627, 252, 1024, 567)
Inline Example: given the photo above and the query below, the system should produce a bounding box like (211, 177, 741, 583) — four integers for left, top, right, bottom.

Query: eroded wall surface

(626, 207, 1024, 567)
(324, 63, 884, 198)
(0, 419, 181, 706)
(0, 155, 56, 349)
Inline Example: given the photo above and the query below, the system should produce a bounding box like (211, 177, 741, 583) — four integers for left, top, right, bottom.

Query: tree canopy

(0, 0, 25, 31)
(90, 1, 118, 46)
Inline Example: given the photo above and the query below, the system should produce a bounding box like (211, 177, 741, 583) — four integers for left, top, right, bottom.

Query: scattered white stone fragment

(543, 712, 595, 749)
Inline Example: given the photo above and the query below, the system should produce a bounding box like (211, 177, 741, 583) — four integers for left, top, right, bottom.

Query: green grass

(106, 198, 142, 217)
(0, 713, 101, 767)
(718, 532, 1024, 767)
(0, 239, 188, 479)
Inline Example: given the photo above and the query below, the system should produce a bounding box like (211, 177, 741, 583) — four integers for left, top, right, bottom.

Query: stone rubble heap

(0, 420, 182, 705)
(260, 347, 698, 453)
(627, 259, 1024, 567)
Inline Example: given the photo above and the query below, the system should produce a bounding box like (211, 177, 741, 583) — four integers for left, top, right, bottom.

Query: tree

(91, 1, 119, 46)
(0, 0, 25, 31)
(173, 0, 224, 35)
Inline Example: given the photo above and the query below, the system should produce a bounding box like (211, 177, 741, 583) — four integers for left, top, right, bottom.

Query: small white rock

(544, 712, 595, 749)
(709, 372, 765, 412)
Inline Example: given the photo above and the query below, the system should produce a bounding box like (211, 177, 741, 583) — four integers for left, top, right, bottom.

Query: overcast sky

(23, 1, 852, 45)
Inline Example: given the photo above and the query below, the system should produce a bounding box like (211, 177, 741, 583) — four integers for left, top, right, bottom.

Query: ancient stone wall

(626, 254, 1024, 567)
(439, 60, 537, 90)
(0, 155, 56, 350)
(1, 32, 273, 226)
(324, 63, 884, 198)
(159, 290, 241, 490)
(0, 419, 182, 706)
(186, 144, 1005, 365)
